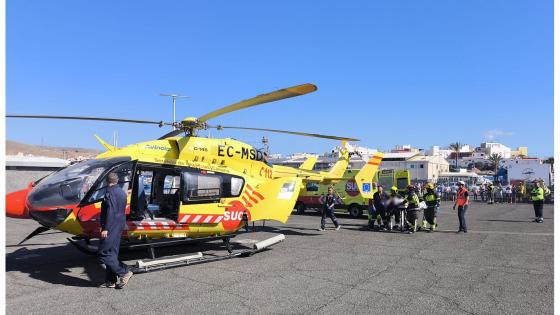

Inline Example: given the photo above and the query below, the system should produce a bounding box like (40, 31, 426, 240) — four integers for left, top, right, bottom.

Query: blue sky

(7, 0, 553, 157)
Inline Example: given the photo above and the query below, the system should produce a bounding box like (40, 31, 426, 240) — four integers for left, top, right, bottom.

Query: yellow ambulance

(294, 168, 410, 218)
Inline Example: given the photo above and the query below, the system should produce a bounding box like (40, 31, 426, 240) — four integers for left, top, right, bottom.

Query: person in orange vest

(453, 181, 470, 233)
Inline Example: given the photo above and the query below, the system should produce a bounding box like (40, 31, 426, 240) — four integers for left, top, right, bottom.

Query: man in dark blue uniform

(319, 187, 341, 231)
(98, 172, 133, 289)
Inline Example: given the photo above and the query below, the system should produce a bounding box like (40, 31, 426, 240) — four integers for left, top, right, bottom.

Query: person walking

(453, 181, 469, 233)
(530, 180, 545, 223)
(98, 172, 133, 289)
(423, 183, 440, 232)
(319, 187, 341, 231)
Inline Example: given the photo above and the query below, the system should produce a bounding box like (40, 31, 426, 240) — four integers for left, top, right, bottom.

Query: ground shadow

(6, 239, 252, 287)
(483, 219, 553, 223)
(253, 225, 322, 236)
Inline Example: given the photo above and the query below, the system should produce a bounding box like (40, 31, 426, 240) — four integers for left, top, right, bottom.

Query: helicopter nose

(6, 186, 32, 219)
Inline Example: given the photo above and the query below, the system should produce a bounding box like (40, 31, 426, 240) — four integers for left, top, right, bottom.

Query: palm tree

(449, 142, 461, 171)
(488, 153, 503, 174)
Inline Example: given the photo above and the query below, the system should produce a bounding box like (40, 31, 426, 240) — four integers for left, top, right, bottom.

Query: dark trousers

(457, 205, 468, 231)
(425, 207, 437, 227)
(321, 207, 339, 229)
(533, 200, 544, 219)
(99, 228, 128, 282)
(406, 209, 419, 231)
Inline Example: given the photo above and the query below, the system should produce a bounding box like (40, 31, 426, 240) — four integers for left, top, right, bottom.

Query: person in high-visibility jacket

(530, 180, 545, 223)
(404, 185, 420, 234)
(423, 183, 440, 232)
(453, 181, 469, 233)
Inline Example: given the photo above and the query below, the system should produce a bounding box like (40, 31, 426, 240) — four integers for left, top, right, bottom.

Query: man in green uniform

(423, 183, 440, 232)
(531, 180, 545, 223)
(404, 185, 420, 234)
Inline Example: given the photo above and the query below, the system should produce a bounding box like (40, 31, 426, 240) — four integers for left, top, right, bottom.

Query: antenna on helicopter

(159, 93, 190, 130)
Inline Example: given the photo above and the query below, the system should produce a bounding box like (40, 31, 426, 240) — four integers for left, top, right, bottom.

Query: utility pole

(159, 93, 190, 130)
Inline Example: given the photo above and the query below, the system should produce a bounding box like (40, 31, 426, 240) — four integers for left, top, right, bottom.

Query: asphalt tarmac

(6, 201, 553, 314)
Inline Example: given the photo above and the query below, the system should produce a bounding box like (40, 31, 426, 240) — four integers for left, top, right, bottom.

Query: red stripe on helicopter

(242, 184, 264, 201)
(252, 190, 265, 200)
(125, 220, 184, 231)
(244, 191, 259, 204)
(178, 214, 224, 224)
(241, 196, 253, 207)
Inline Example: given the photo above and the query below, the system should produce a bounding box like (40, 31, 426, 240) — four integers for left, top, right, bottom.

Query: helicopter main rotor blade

(209, 125, 359, 141)
(6, 115, 173, 127)
(197, 83, 317, 123)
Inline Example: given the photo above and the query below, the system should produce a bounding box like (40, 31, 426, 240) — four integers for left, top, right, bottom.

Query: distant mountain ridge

(6, 140, 100, 159)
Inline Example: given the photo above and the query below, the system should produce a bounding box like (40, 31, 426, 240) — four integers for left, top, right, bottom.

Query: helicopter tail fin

(326, 141, 350, 179)
(299, 156, 318, 170)
(355, 152, 384, 199)
(245, 177, 302, 223)
(94, 135, 117, 152)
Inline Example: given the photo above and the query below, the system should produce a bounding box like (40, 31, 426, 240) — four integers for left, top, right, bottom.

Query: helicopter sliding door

(129, 163, 182, 221)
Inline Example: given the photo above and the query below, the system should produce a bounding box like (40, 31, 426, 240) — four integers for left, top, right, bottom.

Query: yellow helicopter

(6, 83, 376, 270)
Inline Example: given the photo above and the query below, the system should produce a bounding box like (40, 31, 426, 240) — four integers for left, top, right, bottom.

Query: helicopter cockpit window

(28, 157, 130, 208)
(85, 161, 134, 204)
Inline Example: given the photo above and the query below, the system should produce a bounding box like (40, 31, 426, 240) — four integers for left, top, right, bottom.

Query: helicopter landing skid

(131, 234, 285, 273)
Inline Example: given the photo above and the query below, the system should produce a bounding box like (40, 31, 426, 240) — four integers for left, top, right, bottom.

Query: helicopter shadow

(6, 245, 104, 288)
(249, 225, 322, 236)
(6, 240, 257, 287)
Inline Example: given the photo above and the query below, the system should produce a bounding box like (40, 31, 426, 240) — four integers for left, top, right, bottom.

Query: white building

(427, 145, 472, 160)
(379, 152, 449, 182)
(480, 142, 511, 159)
(500, 158, 553, 186)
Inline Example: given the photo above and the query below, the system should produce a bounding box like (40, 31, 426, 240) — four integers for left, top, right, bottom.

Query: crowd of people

(318, 179, 549, 234)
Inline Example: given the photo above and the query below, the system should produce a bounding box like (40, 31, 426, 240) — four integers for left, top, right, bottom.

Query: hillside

(6, 140, 101, 159)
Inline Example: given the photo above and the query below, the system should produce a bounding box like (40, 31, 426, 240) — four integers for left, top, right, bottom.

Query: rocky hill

(6, 140, 100, 159)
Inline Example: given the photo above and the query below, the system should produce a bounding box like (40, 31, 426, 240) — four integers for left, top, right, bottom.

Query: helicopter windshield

(28, 157, 130, 208)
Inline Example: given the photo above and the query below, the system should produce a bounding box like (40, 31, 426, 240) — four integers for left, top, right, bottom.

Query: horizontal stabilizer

(299, 156, 318, 170)
(94, 135, 117, 152)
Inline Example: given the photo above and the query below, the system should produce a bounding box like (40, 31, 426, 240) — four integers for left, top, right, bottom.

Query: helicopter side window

(182, 170, 244, 203)
(306, 182, 319, 192)
(85, 162, 134, 204)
